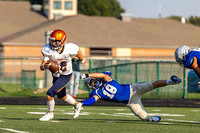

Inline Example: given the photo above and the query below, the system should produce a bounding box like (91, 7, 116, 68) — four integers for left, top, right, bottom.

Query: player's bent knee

(47, 89, 56, 98)
(58, 95, 67, 100)
(128, 103, 148, 121)
(46, 95, 54, 101)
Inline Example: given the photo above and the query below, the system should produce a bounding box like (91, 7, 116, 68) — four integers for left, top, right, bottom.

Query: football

(47, 60, 59, 73)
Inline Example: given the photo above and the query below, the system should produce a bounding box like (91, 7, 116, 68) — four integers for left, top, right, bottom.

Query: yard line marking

(159, 122, 173, 125)
(0, 107, 6, 109)
(50, 120, 60, 123)
(105, 121, 116, 123)
(191, 110, 200, 112)
(149, 113, 184, 116)
(0, 120, 4, 122)
(152, 110, 161, 111)
(64, 112, 91, 116)
(27, 112, 45, 114)
(0, 128, 29, 133)
(165, 119, 200, 123)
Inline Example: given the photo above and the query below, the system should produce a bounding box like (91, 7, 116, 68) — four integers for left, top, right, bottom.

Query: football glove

(80, 74, 89, 80)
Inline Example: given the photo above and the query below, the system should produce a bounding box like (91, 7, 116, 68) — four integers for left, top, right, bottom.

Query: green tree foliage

(189, 16, 200, 26)
(78, 0, 125, 17)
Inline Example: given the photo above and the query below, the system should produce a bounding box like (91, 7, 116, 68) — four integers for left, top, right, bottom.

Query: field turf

(0, 105, 200, 133)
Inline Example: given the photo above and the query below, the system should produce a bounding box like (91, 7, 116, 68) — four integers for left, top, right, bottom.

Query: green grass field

(0, 105, 200, 133)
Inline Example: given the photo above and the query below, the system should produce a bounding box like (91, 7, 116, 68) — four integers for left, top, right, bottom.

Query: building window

(65, 1, 73, 10)
(53, 1, 61, 9)
(90, 48, 112, 56)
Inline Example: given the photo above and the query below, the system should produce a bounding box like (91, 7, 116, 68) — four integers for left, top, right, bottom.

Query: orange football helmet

(49, 29, 67, 50)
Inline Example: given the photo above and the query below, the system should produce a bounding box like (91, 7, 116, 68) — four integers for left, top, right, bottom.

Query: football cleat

(73, 102, 83, 119)
(39, 112, 54, 121)
(171, 75, 182, 84)
(149, 116, 161, 122)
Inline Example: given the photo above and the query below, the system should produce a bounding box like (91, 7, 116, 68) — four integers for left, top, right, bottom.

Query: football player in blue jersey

(73, 71, 181, 122)
(175, 45, 200, 78)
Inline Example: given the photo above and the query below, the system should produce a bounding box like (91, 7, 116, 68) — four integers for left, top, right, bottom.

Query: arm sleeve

(68, 43, 79, 56)
(82, 97, 96, 106)
(41, 47, 50, 61)
(102, 71, 112, 76)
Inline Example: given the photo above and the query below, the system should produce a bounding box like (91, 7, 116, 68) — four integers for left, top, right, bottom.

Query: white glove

(80, 74, 89, 80)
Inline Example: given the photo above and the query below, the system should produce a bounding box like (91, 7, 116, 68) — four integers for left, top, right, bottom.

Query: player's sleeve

(185, 52, 197, 69)
(41, 45, 50, 61)
(82, 90, 99, 106)
(102, 71, 112, 76)
(68, 43, 79, 56)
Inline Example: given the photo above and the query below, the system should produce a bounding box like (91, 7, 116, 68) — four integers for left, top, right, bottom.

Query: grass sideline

(1, 83, 200, 99)
(0, 105, 200, 133)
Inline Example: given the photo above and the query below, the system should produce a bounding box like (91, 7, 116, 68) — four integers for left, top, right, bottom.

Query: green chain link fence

(80, 59, 185, 98)
(0, 57, 195, 99)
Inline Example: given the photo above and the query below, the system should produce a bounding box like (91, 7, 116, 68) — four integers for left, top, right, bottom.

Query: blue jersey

(184, 47, 200, 69)
(89, 72, 131, 104)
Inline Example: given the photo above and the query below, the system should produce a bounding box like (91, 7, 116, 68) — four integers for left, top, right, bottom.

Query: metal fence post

(34, 69, 37, 89)
(183, 67, 187, 99)
(157, 62, 160, 96)
(115, 65, 118, 81)
(44, 31, 52, 89)
(89, 58, 92, 73)
(89, 59, 92, 93)
(135, 63, 138, 83)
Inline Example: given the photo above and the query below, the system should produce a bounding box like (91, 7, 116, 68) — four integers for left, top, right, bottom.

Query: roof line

(0, 15, 75, 44)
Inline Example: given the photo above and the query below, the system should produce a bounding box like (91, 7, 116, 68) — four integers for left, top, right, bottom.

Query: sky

(118, 0, 200, 19)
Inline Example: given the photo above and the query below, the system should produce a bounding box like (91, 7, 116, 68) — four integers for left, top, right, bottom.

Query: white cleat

(39, 112, 54, 121)
(73, 102, 83, 119)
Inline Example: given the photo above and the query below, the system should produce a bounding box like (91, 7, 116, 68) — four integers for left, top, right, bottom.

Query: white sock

(47, 99, 55, 112)
(167, 80, 173, 85)
(63, 94, 76, 105)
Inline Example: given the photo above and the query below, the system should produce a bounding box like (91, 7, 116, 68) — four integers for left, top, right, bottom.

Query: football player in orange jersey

(39, 29, 85, 121)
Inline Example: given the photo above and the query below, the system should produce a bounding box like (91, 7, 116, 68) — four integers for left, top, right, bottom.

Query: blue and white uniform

(184, 47, 200, 69)
(85, 72, 154, 121)
(90, 76, 131, 103)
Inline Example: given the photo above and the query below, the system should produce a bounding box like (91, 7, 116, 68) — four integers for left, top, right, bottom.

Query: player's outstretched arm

(82, 95, 99, 106)
(80, 73, 112, 82)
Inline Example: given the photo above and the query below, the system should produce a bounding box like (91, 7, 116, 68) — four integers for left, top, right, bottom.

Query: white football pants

(127, 82, 153, 121)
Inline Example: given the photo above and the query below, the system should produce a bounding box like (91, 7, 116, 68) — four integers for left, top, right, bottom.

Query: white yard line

(0, 107, 6, 109)
(27, 112, 45, 115)
(0, 128, 29, 133)
(165, 119, 200, 124)
(148, 113, 184, 116)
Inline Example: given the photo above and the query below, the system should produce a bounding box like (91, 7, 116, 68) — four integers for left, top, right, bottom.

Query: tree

(78, 0, 125, 17)
(189, 16, 200, 26)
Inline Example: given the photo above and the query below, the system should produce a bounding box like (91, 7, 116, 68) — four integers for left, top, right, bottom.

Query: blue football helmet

(175, 45, 191, 66)
(84, 77, 101, 89)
